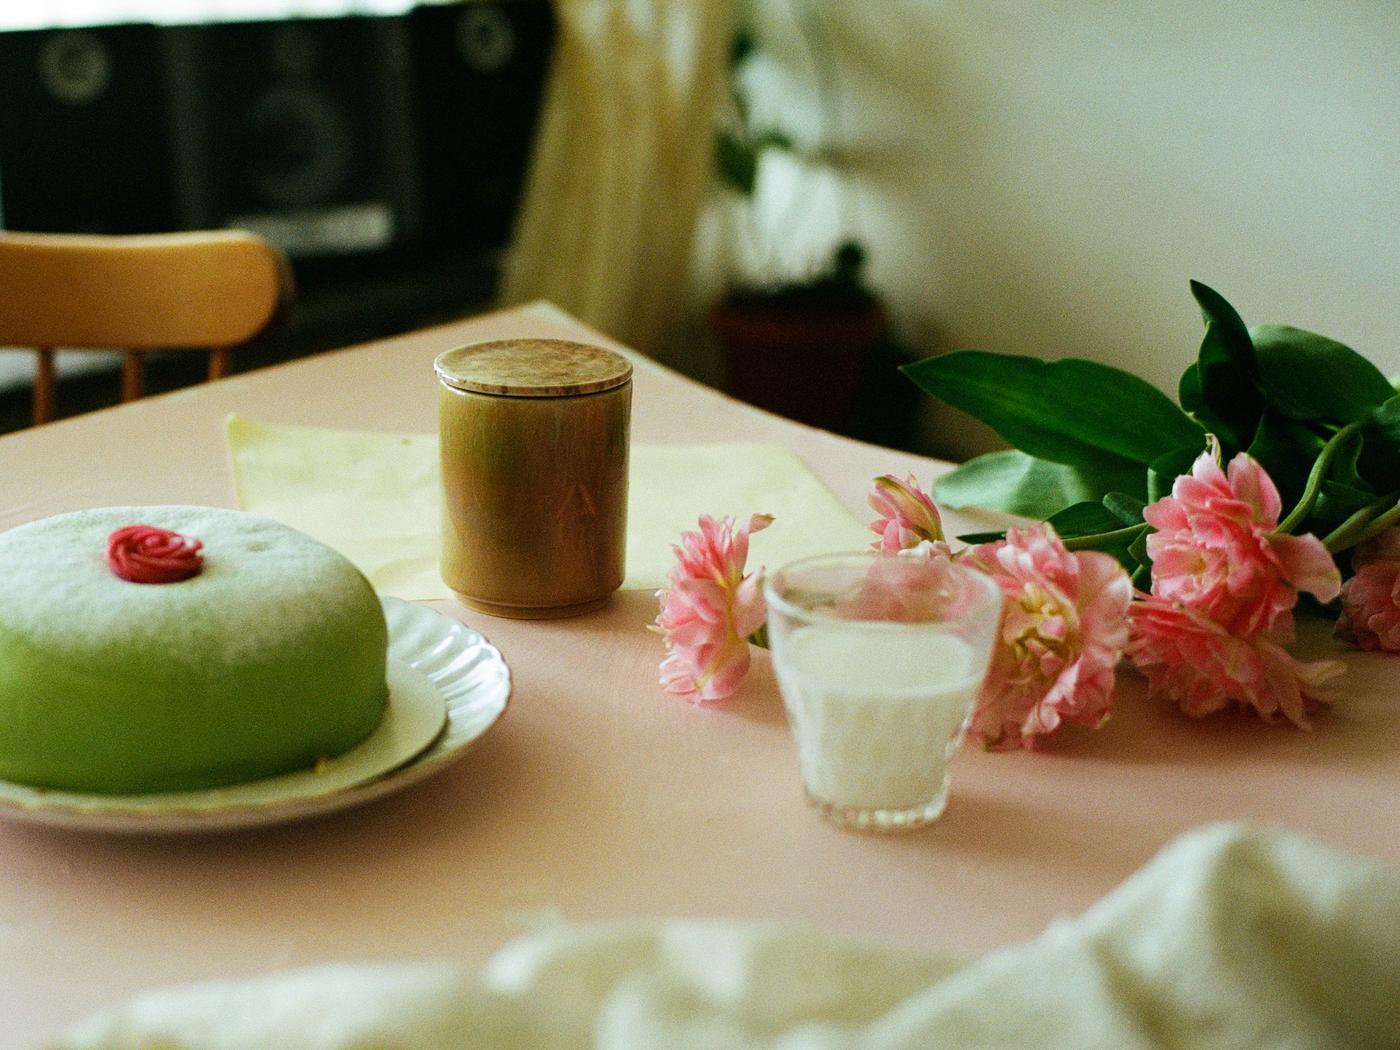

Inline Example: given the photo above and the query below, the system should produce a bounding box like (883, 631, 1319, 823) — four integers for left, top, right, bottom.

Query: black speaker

(179, 16, 423, 257)
(0, 6, 555, 258)
(406, 0, 554, 248)
(0, 24, 193, 234)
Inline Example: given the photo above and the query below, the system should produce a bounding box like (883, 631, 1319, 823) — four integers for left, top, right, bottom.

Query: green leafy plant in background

(713, 21, 872, 298)
(709, 15, 898, 438)
(715, 27, 795, 200)
(904, 281, 1400, 588)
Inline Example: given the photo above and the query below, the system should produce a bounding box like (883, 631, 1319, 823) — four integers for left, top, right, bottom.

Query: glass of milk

(764, 552, 1002, 831)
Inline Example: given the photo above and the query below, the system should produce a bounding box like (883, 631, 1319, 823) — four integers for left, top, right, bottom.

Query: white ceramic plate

(0, 597, 511, 834)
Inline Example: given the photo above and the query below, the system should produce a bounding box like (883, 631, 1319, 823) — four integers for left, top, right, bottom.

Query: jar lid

(434, 339, 633, 398)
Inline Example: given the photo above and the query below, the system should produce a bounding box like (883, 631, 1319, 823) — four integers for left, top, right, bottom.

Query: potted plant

(707, 25, 886, 433)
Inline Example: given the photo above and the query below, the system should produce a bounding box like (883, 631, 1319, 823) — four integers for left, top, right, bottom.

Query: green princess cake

(0, 506, 389, 794)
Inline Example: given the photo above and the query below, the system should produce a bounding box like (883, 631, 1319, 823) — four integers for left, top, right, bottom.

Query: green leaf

(716, 127, 795, 196)
(1251, 325, 1394, 423)
(1274, 420, 1362, 534)
(1194, 321, 1264, 453)
(1178, 362, 1205, 414)
(1062, 521, 1150, 573)
(956, 531, 1006, 545)
(1365, 394, 1400, 441)
(1359, 395, 1400, 490)
(934, 450, 1145, 518)
(754, 128, 794, 152)
(961, 502, 1149, 574)
(1332, 425, 1369, 489)
(716, 129, 757, 194)
(1190, 280, 1253, 356)
(1148, 445, 1206, 503)
(1246, 410, 1326, 510)
(1047, 501, 1124, 537)
(1313, 481, 1382, 525)
(1128, 527, 1152, 581)
(902, 351, 1203, 468)
(730, 27, 757, 65)
(1103, 492, 1147, 525)
(1179, 362, 1241, 453)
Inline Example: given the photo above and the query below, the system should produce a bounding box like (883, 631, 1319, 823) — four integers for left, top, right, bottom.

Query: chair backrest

(0, 229, 292, 424)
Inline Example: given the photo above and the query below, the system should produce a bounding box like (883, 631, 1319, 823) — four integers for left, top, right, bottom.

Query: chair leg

(121, 350, 144, 403)
(208, 347, 231, 382)
(33, 348, 56, 425)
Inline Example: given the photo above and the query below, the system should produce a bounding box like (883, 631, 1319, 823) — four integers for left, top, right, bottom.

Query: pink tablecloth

(1, 305, 1396, 1047)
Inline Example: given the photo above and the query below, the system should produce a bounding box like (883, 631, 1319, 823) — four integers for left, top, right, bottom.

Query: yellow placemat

(225, 415, 871, 600)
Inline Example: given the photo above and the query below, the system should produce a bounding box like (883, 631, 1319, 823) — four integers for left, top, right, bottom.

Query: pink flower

(1143, 443, 1340, 637)
(654, 513, 773, 702)
(868, 474, 949, 555)
(1338, 524, 1400, 651)
(959, 524, 1133, 750)
(832, 547, 978, 624)
(1129, 596, 1344, 728)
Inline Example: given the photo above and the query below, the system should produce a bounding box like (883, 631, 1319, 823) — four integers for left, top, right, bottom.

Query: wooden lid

(434, 339, 632, 398)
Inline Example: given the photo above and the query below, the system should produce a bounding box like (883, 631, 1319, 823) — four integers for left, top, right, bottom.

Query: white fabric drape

(498, 0, 735, 356)
(57, 824, 1400, 1048)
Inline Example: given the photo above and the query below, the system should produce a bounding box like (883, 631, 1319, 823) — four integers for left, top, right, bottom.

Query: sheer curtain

(499, 0, 734, 356)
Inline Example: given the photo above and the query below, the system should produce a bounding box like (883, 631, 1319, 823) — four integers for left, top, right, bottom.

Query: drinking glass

(764, 552, 1002, 831)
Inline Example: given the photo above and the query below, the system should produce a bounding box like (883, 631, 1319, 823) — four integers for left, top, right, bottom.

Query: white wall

(696, 1, 1400, 460)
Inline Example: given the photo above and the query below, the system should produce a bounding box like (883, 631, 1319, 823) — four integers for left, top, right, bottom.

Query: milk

(773, 622, 982, 816)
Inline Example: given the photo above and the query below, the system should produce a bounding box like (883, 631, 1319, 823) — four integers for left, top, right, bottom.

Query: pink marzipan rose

(1129, 596, 1344, 728)
(868, 474, 949, 555)
(1144, 443, 1340, 637)
(959, 524, 1133, 750)
(1338, 524, 1400, 652)
(653, 513, 773, 702)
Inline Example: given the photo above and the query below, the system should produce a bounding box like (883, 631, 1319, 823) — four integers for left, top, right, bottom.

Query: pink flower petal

(960, 524, 1132, 750)
(1338, 532, 1400, 652)
(1142, 447, 1331, 637)
(1128, 596, 1343, 727)
(1271, 533, 1342, 603)
(867, 474, 944, 553)
(654, 513, 772, 703)
(1225, 450, 1283, 525)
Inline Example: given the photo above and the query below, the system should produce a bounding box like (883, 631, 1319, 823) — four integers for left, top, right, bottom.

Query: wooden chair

(0, 230, 292, 425)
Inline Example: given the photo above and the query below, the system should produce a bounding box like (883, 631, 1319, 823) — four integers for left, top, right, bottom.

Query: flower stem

(1329, 497, 1400, 552)
(1322, 501, 1386, 553)
(1275, 420, 1362, 535)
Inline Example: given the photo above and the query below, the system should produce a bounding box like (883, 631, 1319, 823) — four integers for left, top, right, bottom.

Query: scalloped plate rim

(0, 597, 510, 834)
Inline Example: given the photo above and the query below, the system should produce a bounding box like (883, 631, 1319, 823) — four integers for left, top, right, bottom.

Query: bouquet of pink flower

(653, 283, 1400, 749)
